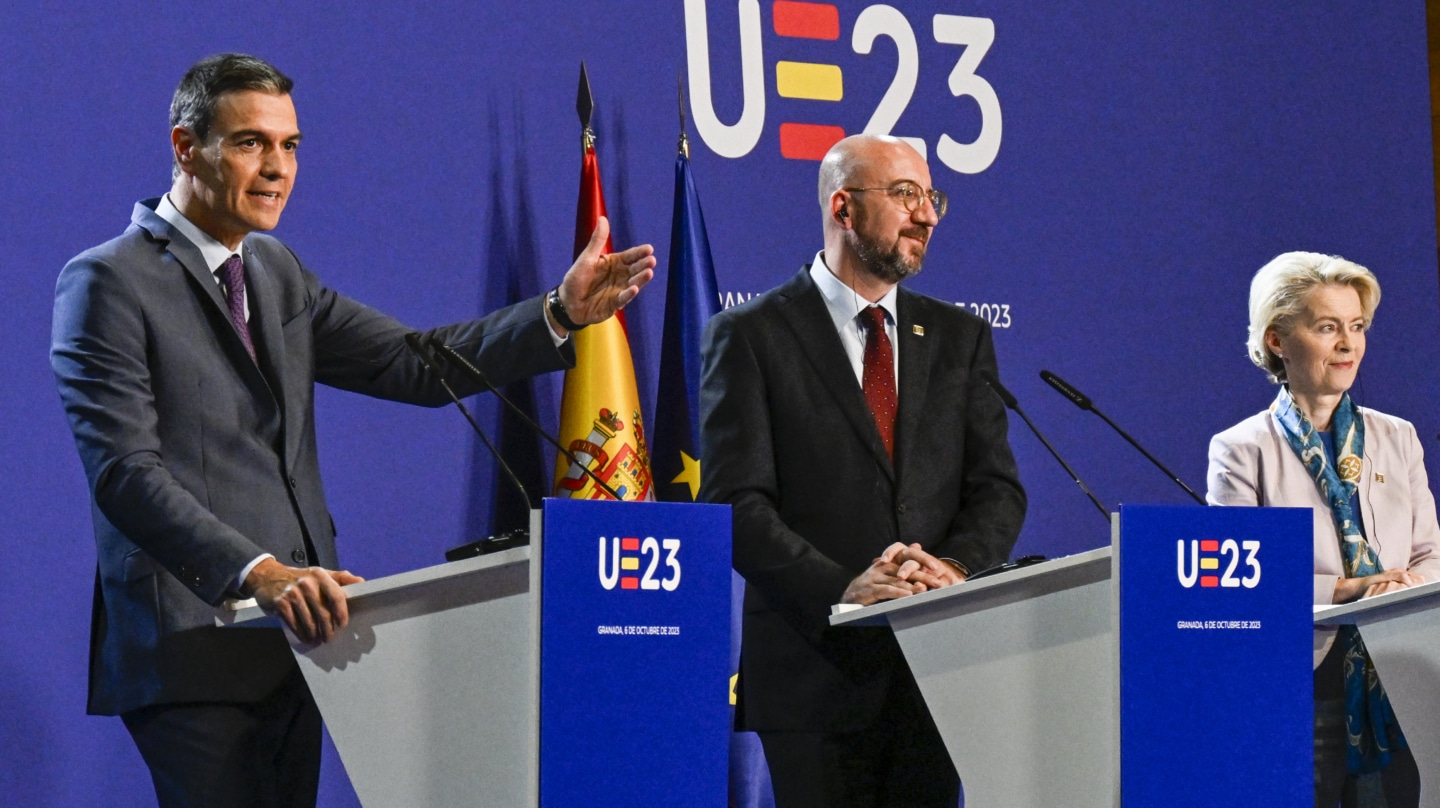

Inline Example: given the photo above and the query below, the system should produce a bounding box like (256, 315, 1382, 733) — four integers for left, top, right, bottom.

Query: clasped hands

(548, 216, 657, 336)
(1332, 568, 1426, 604)
(841, 542, 966, 606)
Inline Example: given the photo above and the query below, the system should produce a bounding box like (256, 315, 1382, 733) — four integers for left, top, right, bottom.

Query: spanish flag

(552, 66, 653, 501)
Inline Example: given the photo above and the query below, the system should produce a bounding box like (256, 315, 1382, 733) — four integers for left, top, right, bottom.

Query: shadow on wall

(463, 95, 551, 545)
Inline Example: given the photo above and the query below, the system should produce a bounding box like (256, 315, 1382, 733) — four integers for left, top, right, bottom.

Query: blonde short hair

(1247, 251, 1380, 384)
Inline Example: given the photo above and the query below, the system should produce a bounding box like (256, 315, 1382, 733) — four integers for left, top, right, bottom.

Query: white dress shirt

(156, 194, 250, 320)
(809, 252, 899, 386)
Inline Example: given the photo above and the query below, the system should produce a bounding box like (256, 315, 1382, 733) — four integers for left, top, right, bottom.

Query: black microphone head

(982, 374, 1019, 410)
(1040, 370, 1093, 411)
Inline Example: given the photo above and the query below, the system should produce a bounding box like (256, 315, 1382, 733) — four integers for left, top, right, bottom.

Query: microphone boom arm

(404, 333, 532, 512)
(1040, 370, 1206, 505)
(427, 337, 624, 502)
(984, 377, 1111, 522)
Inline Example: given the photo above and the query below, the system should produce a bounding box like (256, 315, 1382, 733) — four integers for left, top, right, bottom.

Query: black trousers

(758, 665, 960, 808)
(121, 667, 322, 808)
(1315, 639, 1420, 808)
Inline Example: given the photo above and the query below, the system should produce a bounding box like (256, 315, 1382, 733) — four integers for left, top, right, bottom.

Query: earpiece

(837, 209, 848, 220)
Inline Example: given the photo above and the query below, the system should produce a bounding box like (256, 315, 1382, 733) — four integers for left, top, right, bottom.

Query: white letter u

(598, 537, 620, 590)
(684, 0, 765, 158)
(1176, 540, 1199, 588)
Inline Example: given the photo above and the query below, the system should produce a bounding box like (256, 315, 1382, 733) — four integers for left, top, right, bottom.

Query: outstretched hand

(243, 557, 365, 644)
(555, 216, 656, 332)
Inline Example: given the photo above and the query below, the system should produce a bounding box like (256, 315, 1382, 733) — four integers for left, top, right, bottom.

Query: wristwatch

(546, 286, 587, 332)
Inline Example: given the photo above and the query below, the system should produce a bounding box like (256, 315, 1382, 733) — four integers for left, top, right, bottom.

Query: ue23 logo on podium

(599, 537, 683, 592)
(685, 0, 1002, 173)
(1177, 539, 1261, 589)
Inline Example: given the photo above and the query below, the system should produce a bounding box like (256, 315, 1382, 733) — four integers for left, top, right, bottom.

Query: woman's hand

(1332, 569, 1426, 603)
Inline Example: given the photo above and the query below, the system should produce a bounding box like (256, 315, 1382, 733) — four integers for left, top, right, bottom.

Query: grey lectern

(830, 546, 1117, 806)
(1315, 578, 1440, 806)
(224, 517, 544, 807)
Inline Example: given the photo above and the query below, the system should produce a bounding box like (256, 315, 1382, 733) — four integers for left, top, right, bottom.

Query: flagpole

(552, 62, 655, 501)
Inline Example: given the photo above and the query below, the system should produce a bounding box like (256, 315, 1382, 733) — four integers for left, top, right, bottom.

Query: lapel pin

(912, 325, 925, 336)
(1375, 472, 1385, 483)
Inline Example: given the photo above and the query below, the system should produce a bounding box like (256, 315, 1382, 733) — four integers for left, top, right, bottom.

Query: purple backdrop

(3, 1, 1437, 804)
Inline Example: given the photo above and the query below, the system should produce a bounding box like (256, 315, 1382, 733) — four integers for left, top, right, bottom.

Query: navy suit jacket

(699, 267, 1026, 732)
(52, 199, 571, 715)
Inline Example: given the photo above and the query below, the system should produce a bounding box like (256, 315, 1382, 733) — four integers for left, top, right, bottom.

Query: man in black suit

(51, 53, 654, 807)
(699, 134, 1025, 806)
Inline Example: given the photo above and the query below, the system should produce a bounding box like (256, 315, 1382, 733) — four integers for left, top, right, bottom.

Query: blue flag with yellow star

(653, 149, 775, 806)
(653, 151, 719, 504)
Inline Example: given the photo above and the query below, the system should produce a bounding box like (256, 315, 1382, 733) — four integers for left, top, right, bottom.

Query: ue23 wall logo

(685, 0, 1002, 172)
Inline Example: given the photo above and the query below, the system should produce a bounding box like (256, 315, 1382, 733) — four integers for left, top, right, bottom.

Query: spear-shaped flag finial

(677, 72, 689, 160)
(577, 61, 596, 151)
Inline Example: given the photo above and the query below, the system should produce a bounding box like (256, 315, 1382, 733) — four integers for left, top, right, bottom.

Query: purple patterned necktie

(219, 254, 256, 362)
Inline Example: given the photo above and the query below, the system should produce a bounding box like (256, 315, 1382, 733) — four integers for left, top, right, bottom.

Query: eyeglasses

(843, 181, 948, 219)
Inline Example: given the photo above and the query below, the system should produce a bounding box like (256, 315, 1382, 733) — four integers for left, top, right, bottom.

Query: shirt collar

(809, 251, 899, 331)
(155, 194, 242, 273)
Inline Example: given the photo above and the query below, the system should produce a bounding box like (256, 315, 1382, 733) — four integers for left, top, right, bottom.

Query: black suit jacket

(52, 200, 572, 715)
(699, 267, 1025, 732)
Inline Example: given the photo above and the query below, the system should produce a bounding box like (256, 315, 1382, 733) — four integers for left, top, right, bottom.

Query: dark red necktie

(220, 254, 257, 362)
(859, 306, 897, 458)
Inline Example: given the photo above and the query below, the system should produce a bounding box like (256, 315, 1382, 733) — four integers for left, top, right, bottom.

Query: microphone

(1040, 370, 1205, 505)
(426, 337, 624, 502)
(404, 333, 533, 514)
(983, 374, 1111, 522)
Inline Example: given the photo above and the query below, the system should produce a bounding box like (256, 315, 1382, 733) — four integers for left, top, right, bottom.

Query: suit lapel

(155, 217, 232, 324)
(777, 268, 894, 478)
(1358, 419, 1376, 543)
(133, 204, 281, 414)
(136, 206, 264, 375)
(894, 288, 933, 485)
(242, 242, 297, 464)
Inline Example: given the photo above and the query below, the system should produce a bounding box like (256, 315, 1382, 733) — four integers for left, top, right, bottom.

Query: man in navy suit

(51, 53, 655, 807)
(700, 135, 1026, 806)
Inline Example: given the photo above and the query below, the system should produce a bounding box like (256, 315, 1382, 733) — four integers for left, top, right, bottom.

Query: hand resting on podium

(1332, 568, 1426, 604)
(242, 557, 366, 643)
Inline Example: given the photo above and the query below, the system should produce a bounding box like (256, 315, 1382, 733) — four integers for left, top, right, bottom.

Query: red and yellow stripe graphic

(773, 1, 846, 161)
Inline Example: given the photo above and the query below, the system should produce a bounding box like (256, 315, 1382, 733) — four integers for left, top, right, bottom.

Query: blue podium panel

(1119, 505, 1312, 807)
(539, 499, 732, 807)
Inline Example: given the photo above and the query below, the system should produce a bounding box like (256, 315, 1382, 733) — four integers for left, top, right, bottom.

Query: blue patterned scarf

(1272, 387, 1405, 774)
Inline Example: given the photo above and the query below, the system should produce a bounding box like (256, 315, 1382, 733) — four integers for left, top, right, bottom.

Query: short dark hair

(169, 54, 293, 176)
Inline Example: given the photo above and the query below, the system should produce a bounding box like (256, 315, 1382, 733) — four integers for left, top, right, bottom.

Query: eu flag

(652, 151, 720, 504)
(653, 147, 775, 806)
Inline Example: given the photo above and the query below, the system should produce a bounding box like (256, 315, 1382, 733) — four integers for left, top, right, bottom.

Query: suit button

(897, 503, 908, 515)
(291, 549, 307, 564)
(288, 475, 298, 488)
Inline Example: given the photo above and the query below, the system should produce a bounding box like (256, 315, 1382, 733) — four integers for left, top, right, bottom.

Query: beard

(851, 228, 927, 284)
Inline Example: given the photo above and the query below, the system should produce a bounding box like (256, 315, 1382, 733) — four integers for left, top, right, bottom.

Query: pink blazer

(1207, 407, 1440, 665)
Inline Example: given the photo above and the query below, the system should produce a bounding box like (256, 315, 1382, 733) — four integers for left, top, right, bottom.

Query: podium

(1316, 579, 1440, 808)
(830, 505, 1316, 807)
(226, 499, 731, 807)
(832, 545, 1115, 805)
